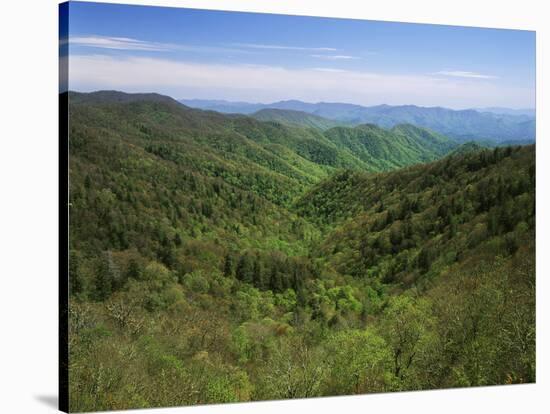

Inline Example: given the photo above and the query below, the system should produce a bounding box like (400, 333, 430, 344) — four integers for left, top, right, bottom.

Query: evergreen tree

(95, 251, 118, 300)
(126, 258, 142, 280)
(269, 266, 283, 293)
(95, 261, 110, 301)
(252, 260, 263, 289)
(236, 254, 252, 284)
(223, 253, 234, 277)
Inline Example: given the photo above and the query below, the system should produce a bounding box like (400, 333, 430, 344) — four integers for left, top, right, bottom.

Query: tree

(84, 175, 91, 189)
(95, 251, 119, 301)
(236, 254, 252, 284)
(223, 253, 234, 277)
(325, 329, 391, 394)
(269, 266, 283, 293)
(257, 337, 326, 400)
(390, 225, 403, 251)
(418, 247, 434, 273)
(126, 258, 142, 280)
(448, 215, 457, 238)
(252, 260, 263, 289)
(292, 266, 306, 307)
(379, 296, 434, 383)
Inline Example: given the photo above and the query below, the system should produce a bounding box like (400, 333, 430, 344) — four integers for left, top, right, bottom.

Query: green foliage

(297, 145, 535, 288)
(379, 296, 434, 383)
(252, 108, 343, 131)
(324, 123, 456, 171)
(325, 329, 392, 394)
(67, 91, 535, 411)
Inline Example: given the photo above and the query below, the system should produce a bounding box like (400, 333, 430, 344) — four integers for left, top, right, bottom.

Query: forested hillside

(251, 108, 343, 130)
(297, 145, 534, 286)
(68, 91, 535, 412)
(69, 91, 457, 205)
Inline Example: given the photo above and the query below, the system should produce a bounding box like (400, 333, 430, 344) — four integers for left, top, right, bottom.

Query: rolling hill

(70, 91, 458, 204)
(251, 108, 343, 130)
(323, 123, 455, 171)
(181, 98, 535, 143)
(477, 107, 536, 117)
(296, 144, 535, 285)
(68, 90, 534, 412)
(448, 141, 487, 156)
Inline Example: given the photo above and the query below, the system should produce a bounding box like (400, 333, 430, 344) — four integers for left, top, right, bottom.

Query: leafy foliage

(68, 91, 535, 412)
(252, 108, 343, 130)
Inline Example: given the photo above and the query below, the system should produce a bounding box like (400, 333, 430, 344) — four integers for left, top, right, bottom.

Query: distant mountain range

(179, 98, 535, 143)
(476, 107, 536, 117)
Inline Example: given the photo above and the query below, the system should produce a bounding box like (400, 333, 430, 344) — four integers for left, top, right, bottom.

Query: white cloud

(70, 36, 172, 52)
(70, 35, 250, 55)
(310, 54, 359, 60)
(434, 70, 498, 80)
(232, 43, 337, 52)
(68, 54, 534, 108)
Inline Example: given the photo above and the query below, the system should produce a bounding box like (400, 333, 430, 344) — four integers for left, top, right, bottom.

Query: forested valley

(67, 91, 535, 412)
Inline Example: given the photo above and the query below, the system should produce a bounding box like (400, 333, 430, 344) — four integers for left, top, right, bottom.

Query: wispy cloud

(70, 35, 254, 55)
(70, 36, 173, 51)
(68, 54, 533, 108)
(232, 43, 337, 52)
(312, 67, 349, 73)
(434, 70, 498, 80)
(310, 54, 359, 60)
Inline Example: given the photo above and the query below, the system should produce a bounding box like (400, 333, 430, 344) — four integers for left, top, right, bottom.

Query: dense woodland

(67, 91, 535, 412)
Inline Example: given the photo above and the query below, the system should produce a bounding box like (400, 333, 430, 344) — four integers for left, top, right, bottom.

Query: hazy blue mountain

(180, 98, 535, 143)
(178, 98, 264, 114)
(496, 138, 536, 147)
(349, 105, 536, 143)
(476, 107, 536, 118)
(179, 98, 365, 119)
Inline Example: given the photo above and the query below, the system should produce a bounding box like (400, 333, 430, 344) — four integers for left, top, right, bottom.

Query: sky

(62, 1, 536, 109)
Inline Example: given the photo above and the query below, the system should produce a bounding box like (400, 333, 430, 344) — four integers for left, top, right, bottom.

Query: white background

(0, 0, 548, 413)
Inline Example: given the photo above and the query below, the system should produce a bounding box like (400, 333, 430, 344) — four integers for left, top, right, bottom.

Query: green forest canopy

(67, 91, 535, 412)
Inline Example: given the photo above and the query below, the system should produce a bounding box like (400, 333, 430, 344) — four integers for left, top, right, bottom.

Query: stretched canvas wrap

(59, 1, 536, 412)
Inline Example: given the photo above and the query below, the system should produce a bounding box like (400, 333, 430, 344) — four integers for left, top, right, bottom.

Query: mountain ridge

(179, 97, 535, 143)
(70, 91, 458, 182)
(251, 108, 344, 130)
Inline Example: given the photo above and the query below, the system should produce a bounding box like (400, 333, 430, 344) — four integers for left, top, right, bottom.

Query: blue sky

(64, 1, 536, 109)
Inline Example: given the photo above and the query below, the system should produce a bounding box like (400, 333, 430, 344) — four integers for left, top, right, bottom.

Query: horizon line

(65, 89, 536, 112)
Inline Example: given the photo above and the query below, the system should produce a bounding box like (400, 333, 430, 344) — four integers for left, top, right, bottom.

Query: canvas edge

(59, 1, 70, 412)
